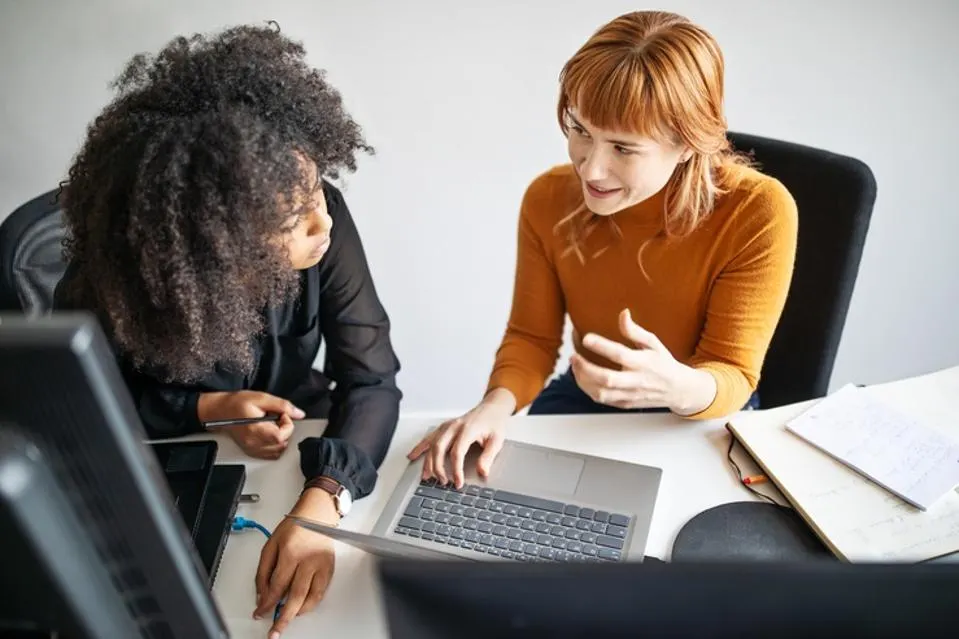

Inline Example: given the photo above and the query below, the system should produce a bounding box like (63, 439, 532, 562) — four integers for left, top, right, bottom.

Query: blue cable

(232, 515, 272, 539)
(231, 516, 285, 622)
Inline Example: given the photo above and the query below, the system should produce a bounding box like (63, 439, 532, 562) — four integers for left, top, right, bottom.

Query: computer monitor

(377, 558, 958, 638)
(0, 313, 227, 639)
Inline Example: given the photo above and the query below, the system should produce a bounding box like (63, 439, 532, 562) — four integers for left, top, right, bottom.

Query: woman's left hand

(571, 309, 716, 415)
(254, 488, 339, 639)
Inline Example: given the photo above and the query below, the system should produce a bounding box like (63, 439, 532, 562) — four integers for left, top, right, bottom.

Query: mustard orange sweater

(487, 163, 798, 419)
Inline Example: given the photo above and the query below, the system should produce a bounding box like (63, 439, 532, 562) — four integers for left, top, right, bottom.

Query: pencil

(202, 412, 282, 429)
(743, 474, 768, 486)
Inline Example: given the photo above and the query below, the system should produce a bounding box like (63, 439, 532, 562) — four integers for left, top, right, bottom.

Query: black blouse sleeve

(297, 184, 402, 500)
(122, 368, 204, 438)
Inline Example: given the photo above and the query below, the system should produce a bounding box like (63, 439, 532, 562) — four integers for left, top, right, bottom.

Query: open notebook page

(728, 366, 959, 562)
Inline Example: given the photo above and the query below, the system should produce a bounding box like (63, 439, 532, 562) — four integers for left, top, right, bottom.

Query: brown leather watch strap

(304, 476, 341, 496)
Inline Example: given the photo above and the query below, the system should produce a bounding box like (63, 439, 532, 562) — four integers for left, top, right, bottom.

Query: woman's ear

(679, 148, 694, 163)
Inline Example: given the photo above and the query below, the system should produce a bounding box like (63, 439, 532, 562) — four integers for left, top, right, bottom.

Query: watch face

(337, 488, 353, 516)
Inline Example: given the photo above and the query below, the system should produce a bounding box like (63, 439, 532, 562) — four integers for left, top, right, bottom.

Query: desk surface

(187, 412, 771, 638)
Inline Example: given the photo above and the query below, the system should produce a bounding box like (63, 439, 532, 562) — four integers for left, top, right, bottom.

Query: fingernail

(253, 613, 262, 620)
(293, 407, 306, 419)
(270, 632, 280, 639)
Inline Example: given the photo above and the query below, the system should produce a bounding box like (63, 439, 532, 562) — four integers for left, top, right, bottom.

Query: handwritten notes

(785, 384, 959, 511)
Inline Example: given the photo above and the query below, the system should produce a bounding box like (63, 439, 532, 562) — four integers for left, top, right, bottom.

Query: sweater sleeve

(486, 176, 566, 410)
(686, 179, 799, 419)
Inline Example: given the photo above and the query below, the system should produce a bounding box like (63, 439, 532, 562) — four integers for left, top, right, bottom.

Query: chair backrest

(728, 132, 877, 408)
(0, 189, 68, 315)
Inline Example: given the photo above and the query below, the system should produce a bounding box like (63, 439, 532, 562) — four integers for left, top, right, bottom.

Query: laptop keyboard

(393, 479, 632, 562)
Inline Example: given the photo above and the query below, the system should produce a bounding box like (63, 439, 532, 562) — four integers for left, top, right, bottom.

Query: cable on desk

(231, 516, 285, 622)
(232, 515, 272, 539)
(726, 436, 787, 507)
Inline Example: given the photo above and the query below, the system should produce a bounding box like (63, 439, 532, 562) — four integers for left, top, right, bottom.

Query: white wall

(1, 0, 957, 414)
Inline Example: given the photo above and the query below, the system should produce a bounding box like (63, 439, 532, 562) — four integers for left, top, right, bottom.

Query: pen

(202, 412, 282, 429)
(743, 474, 768, 485)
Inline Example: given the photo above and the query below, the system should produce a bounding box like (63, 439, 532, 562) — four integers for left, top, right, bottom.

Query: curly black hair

(61, 22, 372, 382)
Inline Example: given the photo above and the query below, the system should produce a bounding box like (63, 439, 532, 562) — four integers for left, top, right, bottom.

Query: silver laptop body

(302, 438, 661, 564)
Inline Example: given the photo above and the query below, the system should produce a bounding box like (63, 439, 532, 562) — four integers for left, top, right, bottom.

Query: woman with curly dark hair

(53, 22, 400, 636)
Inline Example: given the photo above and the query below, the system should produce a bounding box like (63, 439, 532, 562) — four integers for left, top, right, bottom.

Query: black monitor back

(378, 558, 958, 639)
(0, 313, 227, 639)
(0, 428, 141, 638)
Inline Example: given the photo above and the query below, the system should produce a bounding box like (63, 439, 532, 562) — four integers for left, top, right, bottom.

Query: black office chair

(0, 188, 67, 315)
(728, 132, 877, 409)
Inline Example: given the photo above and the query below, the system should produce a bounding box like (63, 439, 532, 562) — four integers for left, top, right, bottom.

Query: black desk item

(149, 441, 245, 585)
(378, 558, 957, 639)
(671, 501, 834, 561)
(150, 440, 218, 539)
(194, 463, 247, 586)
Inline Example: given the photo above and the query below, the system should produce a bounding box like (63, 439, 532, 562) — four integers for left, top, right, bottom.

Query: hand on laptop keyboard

(408, 388, 516, 488)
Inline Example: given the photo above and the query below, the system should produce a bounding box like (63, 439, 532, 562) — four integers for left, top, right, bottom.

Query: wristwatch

(305, 476, 353, 517)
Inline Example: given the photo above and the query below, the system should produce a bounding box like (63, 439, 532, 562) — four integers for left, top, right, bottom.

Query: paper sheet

(785, 383, 959, 511)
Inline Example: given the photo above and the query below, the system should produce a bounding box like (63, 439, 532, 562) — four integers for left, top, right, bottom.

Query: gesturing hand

(572, 309, 715, 415)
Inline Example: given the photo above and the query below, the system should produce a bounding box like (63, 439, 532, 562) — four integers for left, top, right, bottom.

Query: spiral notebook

(727, 366, 959, 562)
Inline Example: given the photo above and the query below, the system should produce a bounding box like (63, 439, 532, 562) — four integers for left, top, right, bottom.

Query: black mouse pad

(671, 501, 836, 561)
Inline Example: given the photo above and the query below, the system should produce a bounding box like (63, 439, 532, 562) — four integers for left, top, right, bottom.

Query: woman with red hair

(412, 11, 798, 487)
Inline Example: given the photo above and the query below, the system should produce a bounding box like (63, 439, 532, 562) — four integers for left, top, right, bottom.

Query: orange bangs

(556, 12, 727, 153)
(557, 47, 676, 144)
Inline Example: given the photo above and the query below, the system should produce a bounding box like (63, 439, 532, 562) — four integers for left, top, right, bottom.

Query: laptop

(151, 441, 219, 539)
(149, 440, 245, 585)
(193, 462, 246, 587)
(294, 437, 662, 563)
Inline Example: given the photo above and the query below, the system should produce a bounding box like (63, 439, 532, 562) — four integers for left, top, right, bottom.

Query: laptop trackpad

(492, 445, 585, 497)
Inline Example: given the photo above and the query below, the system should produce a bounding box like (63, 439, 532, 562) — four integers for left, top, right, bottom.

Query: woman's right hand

(407, 388, 516, 489)
(198, 391, 305, 459)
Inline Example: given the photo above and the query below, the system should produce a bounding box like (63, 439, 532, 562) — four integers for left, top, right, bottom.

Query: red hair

(554, 11, 750, 266)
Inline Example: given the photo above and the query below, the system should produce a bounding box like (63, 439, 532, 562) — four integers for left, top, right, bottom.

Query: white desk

(190, 412, 773, 638)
